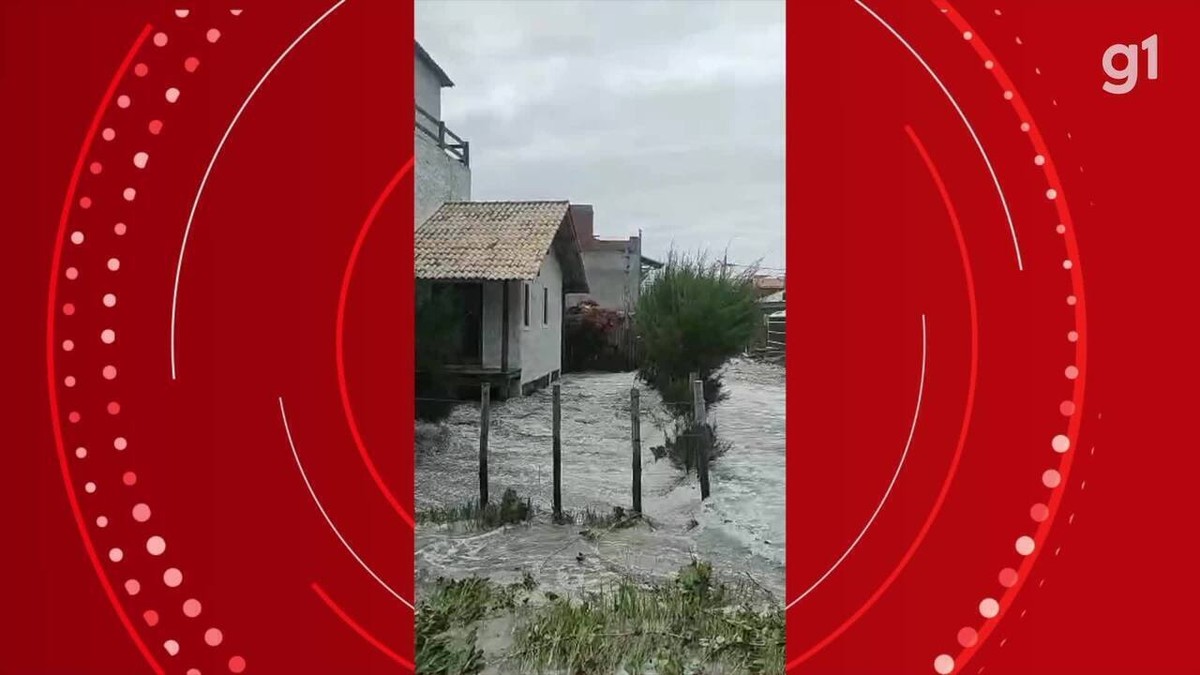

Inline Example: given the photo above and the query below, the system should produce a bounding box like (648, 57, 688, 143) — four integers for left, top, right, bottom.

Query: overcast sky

(416, 0, 786, 273)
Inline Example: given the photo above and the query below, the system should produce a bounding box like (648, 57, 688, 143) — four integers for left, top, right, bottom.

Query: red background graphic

(1, 1, 1197, 673)
(4, 1, 416, 672)
(790, 1, 1199, 673)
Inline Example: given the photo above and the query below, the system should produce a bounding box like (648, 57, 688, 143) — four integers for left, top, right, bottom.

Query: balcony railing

(416, 104, 469, 167)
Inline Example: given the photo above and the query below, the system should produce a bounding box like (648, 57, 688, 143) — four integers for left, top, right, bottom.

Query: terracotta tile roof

(753, 275, 786, 290)
(415, 201, 587, 288)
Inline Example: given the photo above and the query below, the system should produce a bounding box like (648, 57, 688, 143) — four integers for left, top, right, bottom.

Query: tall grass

(635, 250, 760, 410)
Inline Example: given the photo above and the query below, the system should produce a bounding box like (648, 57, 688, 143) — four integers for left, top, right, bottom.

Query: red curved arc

(312, 582, 415, 672)
(335, 158, 417, 529)
(787, 124, 981, 670)
(45, 23, 165, 675)
(932, 2, 1088, 672)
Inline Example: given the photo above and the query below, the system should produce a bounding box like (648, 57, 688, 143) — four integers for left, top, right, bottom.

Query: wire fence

(417, 376, 718, 519)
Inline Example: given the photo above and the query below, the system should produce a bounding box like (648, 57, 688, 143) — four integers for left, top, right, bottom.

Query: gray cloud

(417, 0, 786, 271)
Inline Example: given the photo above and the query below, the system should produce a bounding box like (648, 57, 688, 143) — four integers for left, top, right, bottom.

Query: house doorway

(433, 282, 483, 365)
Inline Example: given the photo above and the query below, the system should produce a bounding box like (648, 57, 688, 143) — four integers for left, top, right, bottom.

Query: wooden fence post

(631, 387, 642, 514)
(479, 383, 490, 505)
(552, 381, 562, 520)
(692, 376, 710, 500)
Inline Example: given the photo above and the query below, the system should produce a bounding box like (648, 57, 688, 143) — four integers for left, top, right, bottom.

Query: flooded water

(415, 359, 786, 601)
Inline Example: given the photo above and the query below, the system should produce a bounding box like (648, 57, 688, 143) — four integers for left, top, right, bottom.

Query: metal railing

(416, 104, 469, 167)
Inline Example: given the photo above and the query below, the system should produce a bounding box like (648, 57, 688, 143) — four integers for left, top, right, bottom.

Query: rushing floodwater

(415, 359, 786, 600)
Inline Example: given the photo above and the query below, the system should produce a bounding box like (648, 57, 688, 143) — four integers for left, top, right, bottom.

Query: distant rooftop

(753, 275, 786, 290)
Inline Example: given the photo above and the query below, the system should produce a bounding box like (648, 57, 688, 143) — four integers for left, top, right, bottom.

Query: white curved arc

(855, 0, 1024, 271)
(787, 313, 927, 610)
(278, 396, 415, 611)
(170, 0, 347, 380)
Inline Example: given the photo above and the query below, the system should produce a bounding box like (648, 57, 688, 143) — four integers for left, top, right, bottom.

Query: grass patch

(415, 563, 783, 674)
(513, 561, 783, 674)
(417, 488, 533, 529)
(416, 574, 537, 674)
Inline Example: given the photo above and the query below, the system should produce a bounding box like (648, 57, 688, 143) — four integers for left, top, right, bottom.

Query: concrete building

(415, 201, 589, 396)
(564, 205, 660, 314)
(758, 289, 785, 315)
(415, 42, 470, 227)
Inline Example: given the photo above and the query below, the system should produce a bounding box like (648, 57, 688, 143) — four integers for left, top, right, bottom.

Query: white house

(415, 201, 589, 396)
(415, 42, 470, 227)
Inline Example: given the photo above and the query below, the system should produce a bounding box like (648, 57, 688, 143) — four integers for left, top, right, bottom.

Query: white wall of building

(415, 131, 470, 227)
(566, 245, 640, 313)
(480, 280, 523, 371)
(414, 50, 469, 227)
(415, 57, 443, 120)
(519, 253, 564, 386)
(481, 282, 503, 368)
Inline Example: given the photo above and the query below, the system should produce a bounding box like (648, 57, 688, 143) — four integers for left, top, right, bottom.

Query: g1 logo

(1103, 34, 1158, 95)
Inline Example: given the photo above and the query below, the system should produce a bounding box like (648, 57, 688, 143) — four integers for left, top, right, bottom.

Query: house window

(523, 283, 531, 327)
(543, 287, 550, 325)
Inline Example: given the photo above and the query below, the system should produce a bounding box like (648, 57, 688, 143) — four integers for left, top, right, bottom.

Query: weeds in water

(417, 488, 533, 530)
(554, 505, 645, 542)
(512, 561, 784, 674)
(555, 505, 631, 527)
(650, 418, 731, 475)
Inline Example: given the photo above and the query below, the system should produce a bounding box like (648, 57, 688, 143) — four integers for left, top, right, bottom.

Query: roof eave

(556, 209, 590, 294)
(415, 41, 455, 88)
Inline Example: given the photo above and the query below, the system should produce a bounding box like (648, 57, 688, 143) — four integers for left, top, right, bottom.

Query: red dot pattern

(929, 3, 1091, 674)
(52, 9, 247, 674)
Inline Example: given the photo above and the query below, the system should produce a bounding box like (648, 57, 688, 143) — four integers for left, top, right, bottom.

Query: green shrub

(635, 251, 759, 412)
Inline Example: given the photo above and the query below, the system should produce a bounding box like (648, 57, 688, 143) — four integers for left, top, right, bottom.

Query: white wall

(415, 57, 442, 120)
(479, 280, 522, 371)
(504, 280, 522, 370)
(566, 247, 640, 312)
(519, 253, 563, 386)
(415, 130, 470, 227)
(414, 52, 469, 228)
(481, 282, 503, 368)
(469, 256, 562, 388)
